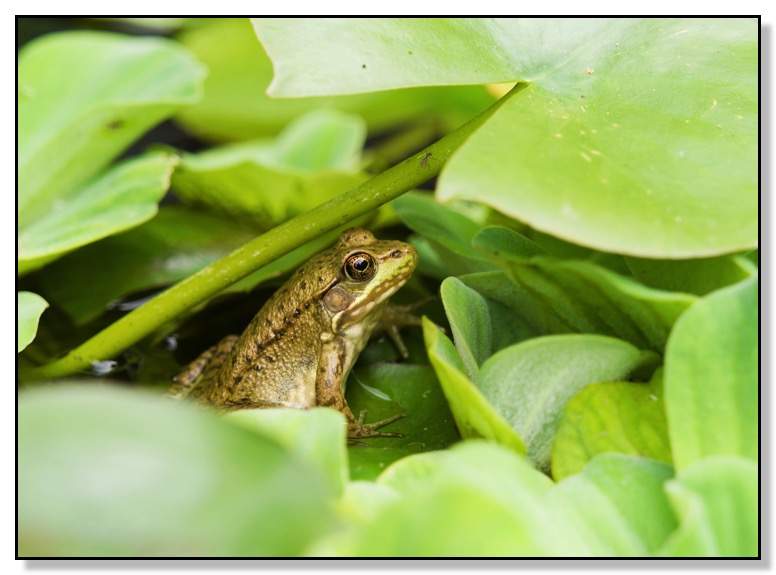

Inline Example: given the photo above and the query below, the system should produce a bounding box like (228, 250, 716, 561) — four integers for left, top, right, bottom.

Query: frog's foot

(347, 410, 406, 439)
(167, 334, 239, 399)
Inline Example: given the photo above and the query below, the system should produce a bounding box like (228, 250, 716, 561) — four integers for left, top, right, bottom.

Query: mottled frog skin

(168, 228, 419, 439)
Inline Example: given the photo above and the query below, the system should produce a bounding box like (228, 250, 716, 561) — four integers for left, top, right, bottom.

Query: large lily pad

(255, 18, 757, 258)
(177, 18, 495, 142)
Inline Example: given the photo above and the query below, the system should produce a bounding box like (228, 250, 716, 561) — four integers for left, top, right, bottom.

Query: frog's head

(322, 228, 418, 332)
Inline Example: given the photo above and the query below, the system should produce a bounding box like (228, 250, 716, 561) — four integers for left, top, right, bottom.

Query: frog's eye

(344, 252, 376, 281)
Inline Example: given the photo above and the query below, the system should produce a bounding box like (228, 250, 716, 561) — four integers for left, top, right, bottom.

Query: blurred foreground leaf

(18, 385, 336, 557)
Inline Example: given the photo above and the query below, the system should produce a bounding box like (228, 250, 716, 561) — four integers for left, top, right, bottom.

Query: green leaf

(549, 454, 677, 556)
(355, 442, 590, 556)
(18, 292, 48, 353)
(472, 225, 547, 259)
(18, 31, 204, 228)
(423, 318, 525, 455)
(172, 110, 367, 229)
(392, 192, 495, 273)
(479, 334, 656, 470)
(664, 277, 758, 470)
(472, 235, 696, 352)
(625, 255, 756, 296)
(439, 19, 757, 258)
(254, 19, 517, 96)
(256, 19, 756, 258)
(225, 407, 348, 496)
(350, 444, 678, 556)
(96, 17, 195, 31)
(178, 18, 495, 142)
(439, 277, 492, 383)
(37, 206, 259, 325)
(552, 369, 671, 481)
(37, 208, 352, 327)
(345, 363, 460, 480)
(460, 271, 568, 338)
(18, 152, 176, 274)
(306, 481, 401, 556)
(18, 384, 336, 557)
(660, 456, 757, 557)
(26, 78, 519, 381)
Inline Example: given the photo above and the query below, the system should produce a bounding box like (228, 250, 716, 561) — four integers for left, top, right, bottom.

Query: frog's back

(194, 249, 339, 410)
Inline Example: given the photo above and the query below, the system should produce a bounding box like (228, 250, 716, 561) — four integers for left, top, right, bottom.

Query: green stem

(28, 83, 526, 380)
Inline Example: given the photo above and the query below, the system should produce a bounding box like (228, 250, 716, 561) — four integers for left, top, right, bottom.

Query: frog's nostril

(391, 250, 401, 258)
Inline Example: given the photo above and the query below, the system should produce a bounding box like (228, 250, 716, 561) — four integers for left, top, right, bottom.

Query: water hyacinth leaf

(423, 318, 525, 455)
(439, 277, 492, 383)
(95, 18, 198, 31)
(18, 385, 336, 557)
(472, 226, 547, 260)
(268, 108, 366, 172)
(225, 407, 348, 496)
(354, 442, 590, 556)
(478, 334, 655, 471)
(38, 208, 345, 327)
(552, 369, 671, 481)
(18, 292, 48, 353)
(625, 255, 756, 296)
(406, 235, 495, 281)
(18, 152, 176, 274)
(664, 277, 758, 471)
(392, 192, 497, 279)
(306, 480, 401, 556)
(172, 110, 367, 229)
(660, 456, 758, 557)
(392, 192, 492, 264)
(472, 237, 696, 352)
(18, 31, 204, 228)
(256, 19, 756, 257)
(37, 206, 259, 325)
(460, 271, 569, 338)
(549, 454, 677, 556)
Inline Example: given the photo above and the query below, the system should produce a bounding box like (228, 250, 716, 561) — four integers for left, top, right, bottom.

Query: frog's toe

(348, 411, 406, 439)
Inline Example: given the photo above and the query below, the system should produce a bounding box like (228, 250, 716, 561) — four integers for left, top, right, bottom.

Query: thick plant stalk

(28, 83, 526, 380)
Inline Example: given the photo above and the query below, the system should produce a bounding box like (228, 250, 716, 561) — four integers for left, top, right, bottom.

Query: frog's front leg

(168, 335, 239, 399)
(375, 299, 431, 358)
(315, 339, 405, 440)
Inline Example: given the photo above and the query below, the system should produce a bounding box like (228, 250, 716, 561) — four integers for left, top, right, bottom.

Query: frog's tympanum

(168, 229, 419, 439)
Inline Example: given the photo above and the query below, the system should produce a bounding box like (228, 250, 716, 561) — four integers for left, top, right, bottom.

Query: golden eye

(344, 252, 375, 281)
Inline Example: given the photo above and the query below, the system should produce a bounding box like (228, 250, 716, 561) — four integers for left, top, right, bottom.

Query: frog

(167, 228, 420, 440)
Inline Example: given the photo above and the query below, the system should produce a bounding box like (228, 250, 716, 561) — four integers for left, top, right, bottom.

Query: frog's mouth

(329, 260, 416, 332)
